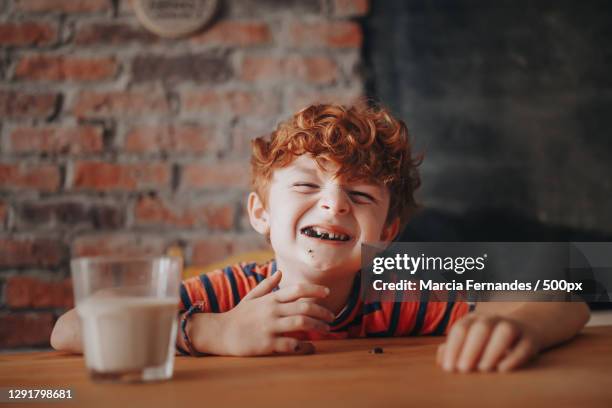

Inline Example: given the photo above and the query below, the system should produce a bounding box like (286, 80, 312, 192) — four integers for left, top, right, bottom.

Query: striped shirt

(180, 260, 471, 339)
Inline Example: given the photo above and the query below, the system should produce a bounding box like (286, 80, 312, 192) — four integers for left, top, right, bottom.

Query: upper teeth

(302, 226, 350, 241)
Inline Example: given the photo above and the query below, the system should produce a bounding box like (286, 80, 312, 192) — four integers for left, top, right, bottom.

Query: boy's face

(248, 155, 399, 280)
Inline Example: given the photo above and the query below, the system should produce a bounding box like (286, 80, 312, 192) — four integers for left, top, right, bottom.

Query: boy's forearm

(474, 301, 590, 350)
(53, 307, 227, 356)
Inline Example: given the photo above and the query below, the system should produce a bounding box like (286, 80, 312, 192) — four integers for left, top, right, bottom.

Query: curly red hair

(251, 102, 422, 228)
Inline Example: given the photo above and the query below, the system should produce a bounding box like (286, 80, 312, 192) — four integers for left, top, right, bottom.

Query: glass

(71, 256, 181, 382)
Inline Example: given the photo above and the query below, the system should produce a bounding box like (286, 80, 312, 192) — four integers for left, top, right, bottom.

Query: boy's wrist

(189, 312, 229, 356)
(180, 303, 207, 356)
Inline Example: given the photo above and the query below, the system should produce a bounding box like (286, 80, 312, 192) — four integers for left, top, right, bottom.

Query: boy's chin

(296, 251, 360, 278)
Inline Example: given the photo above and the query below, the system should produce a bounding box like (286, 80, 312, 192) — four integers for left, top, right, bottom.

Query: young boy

(51, 103, 589, 373)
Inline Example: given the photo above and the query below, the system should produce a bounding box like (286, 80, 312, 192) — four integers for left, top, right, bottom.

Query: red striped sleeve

(420, 302, 450, 334)
(421, 301, 470, 335)
(362, 299, 470, 337)
(178, 261, 275, 312)
(445, 302, 470, 333)
(232, 263, 253, 300)
(180, 272, 216, 312)
(394, 301, 419, 334)
(209, 268, 233, 312)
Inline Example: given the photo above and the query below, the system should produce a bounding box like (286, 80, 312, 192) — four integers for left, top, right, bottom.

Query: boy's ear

(380, 217, 400, 243)
(247, 192, 270, 235)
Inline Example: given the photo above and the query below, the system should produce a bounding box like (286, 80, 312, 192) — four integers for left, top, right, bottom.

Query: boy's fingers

(275, 315, 330, 334)
(277, 301, 336, 323)
(243, 271, 283, 300)
(477, 322, 519, 372)
(442, 316, 474, 372)
(274, 338, 316, 355)
(497, 337, 537, 372)
(457, 321, 493, 373)
(273, 283, 330, 303)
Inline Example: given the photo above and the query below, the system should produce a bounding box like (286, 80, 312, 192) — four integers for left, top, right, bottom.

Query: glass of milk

(71, 256, 181, 382)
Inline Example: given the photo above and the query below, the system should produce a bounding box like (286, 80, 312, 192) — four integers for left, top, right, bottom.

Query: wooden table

(1, 326, 611, 408)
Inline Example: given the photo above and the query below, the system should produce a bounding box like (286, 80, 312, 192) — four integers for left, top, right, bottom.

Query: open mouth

(300, 226, 351, 242)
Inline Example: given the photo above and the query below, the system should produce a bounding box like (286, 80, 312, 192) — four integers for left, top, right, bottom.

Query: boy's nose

(319, 190, 350, 215)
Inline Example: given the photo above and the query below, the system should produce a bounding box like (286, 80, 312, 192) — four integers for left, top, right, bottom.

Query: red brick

(0, 90, 58, 119)
(288, 88, 363, 112)
(203, 205, 236, 231)
(134, 196, 234, 230)
(0, 312, 55, 348)
(288, 21, 362, 48)
(191, 21, 271, 47)
(72, 161, 170, 191)
(9, 125, 104, 154)
(191, 234, 270, 266)
(0, 21, 57, 46)
(0, 201, 7, 226)
(0, 200, 8, 225)
(0, 163, 60, 192)
(14, 55, 117, 81)
(124, 124, 215, 155)
(15, 0, 110, 13)
(71, 233, 166, 258)
(241, 55, 339, 84)
(0, 238, 66, 267)
(5, 276, 73, 309)
(231, 120, 275, 155)
(241, 56, 284, 82)
(191, 237, 233, 265)
(296, 56, 340, 84)
(333, 0, 369, 17)
(15, 200, 124, 229)
(74, 22, 158, 45)
(182, 90, 279, 117)
(226, 1, 320, 17)
(73, 90, 169, 118)
(180, 162, 250, 190)
(131, 54, 231, 84)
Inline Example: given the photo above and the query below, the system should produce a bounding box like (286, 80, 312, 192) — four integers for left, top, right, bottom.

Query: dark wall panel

(365, 0, 612, 234)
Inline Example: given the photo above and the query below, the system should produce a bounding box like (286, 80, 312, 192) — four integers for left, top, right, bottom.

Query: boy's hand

(436, 314, 541, 373)
(201, 270, 335, 356)
(50, 308, 82, 353)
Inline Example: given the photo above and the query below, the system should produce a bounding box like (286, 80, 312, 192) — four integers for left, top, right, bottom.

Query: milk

(77, 297, 178, 373)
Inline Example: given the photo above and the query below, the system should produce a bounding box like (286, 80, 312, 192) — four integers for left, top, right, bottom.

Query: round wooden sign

(133, 0, 218, 39)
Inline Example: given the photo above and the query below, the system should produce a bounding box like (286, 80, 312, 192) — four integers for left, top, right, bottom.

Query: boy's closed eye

(292, 182, 319, 191)
(292, 182, 322, 197)
(347, 190, 377, 204)
(292, 182, 377, 205)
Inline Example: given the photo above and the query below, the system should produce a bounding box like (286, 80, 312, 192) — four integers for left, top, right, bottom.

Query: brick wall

(0, 0, 368, 349)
